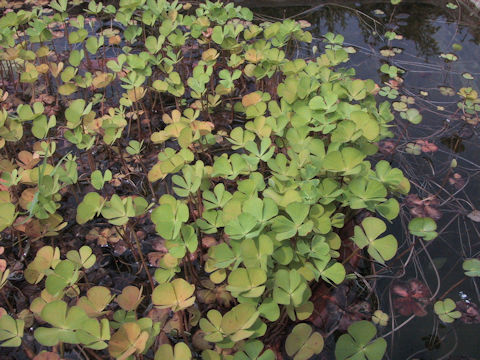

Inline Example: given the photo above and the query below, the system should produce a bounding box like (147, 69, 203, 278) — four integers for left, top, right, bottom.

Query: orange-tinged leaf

(17, 151, 40, 169)
(116, 286, 143, 311)
(202, 48, 219, 62)
(242, 92, 262, 107)
(49, 62, 64, 78)
(148, 163, 166, 182)
(163, 109, 182, 124)
(190, 121, 214, 135)
(108, 322, 149, 360)
(127, 87, 146, 102)
(109, 35, 121, 45)
(19, 188, 36, 210)
(92, 72, 114, 89)
(36, 64, 49, 74)
(245, 49, 263, 63)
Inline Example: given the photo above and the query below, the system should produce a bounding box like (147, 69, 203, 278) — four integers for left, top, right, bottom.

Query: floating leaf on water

(440, 53, 458, 62)
(438, 86, 455, 96)
(452, 43, 463, 51)
(463, 258, 480, 277)
(462, 73, 474, 80)
(343, 46, 356, 54)
(456, 300, 480, 324)
(392, 101, 407, 112)
(416, 139, 438, 153)
(434, 299, 461, 323)
(400, 108, 422, 124)
(458, 87, 478, 100)
(372, 310, 389, 326)
(446, 2, 458, 9)
(384, 31, 396, 40)
(400, 95, 415, 105)
(335, 321, 386, 360)
(408, 217, 438, 240)
(405, 194, 442, 220)
(380, 49, 395, 57)
(406, 143, 421, 155)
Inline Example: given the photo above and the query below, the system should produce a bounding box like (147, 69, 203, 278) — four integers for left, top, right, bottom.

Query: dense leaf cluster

(0, 0, 419, 359)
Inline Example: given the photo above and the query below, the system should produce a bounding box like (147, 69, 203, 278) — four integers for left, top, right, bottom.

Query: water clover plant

(352, 217, 398, 264)
(408, 217, 438, 240)
(0, 0, 425, 359)
(285, 323, 324, 360)
(335, 321, 387, 360)
(434, 298, 461, 323)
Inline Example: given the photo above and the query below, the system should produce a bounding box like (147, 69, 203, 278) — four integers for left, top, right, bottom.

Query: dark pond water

(241, 1, 480, 359)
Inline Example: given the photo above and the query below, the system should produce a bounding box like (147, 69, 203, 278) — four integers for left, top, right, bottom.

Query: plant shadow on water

(243, 0, 480, 358)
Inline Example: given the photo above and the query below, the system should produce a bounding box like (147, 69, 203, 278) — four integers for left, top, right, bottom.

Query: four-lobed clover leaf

(434, 298, 461, 323)
(335, 321, 387, 360)
(285, 323, 324, 360)
(226, 267, 267, 299)
(108, 322, 149, 360)
(408, 217, 438, 240)
(273, 269, 311, 307)
(151, 195, 190, 240)
(0, 314, 24, 347)
(235, 340, 275, 360)
(34, 300, 89, 346)
(152, 278, 195, 312)
(271, 202, 313, 241)
(463, 258, 480, 277)
(154, 342, 192, 360)
(352, 217, 398, 264)
(322, 147, 365, 175)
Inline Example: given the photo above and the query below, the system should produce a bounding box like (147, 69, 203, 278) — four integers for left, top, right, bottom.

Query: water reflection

(239, 0, 480, 57)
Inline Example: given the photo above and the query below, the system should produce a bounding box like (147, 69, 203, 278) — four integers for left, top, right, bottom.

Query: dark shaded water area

(240, 1, 480, 359)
